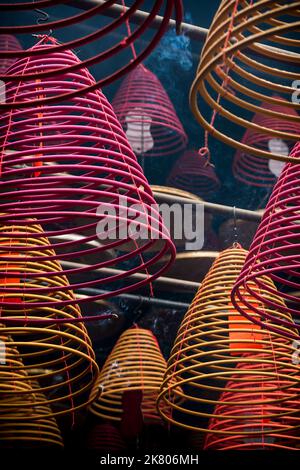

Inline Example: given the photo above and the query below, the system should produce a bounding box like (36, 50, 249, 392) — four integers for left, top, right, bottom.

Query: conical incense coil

(112, 64, 187, 157)
(0, 39, 175, 311)
(232, 141, 300, 339)
(89, 327, 179, 424)
(157, 246, 300, 440)
(0, 34, 22, 74)
(0, 222, 98, 418)
(203, 359, 300, 450)
(0, 333, 63, 448)
(167, 150, 220, 198)
(190, 1, 300, 165)
(86, 423, 125, 452)
(233, 98, 300, 188)
(0, 1, 183, 103)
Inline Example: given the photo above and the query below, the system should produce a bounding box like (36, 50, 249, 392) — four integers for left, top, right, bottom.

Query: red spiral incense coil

(233, 98, 300, 188)
(86, 423, 126, 452)
(112, 64, 187, 157)
(232, 141, 300, 340)
(167, 150, 220, 198)
(0, 35, 22, 74)
(0, 39, 175, 319)
(203, 359, 300, 451)
(0, 1, 183, 107)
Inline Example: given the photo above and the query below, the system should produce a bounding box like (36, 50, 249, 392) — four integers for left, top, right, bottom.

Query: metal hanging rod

(152, 190, 263, 222)
(60, 260, 200, 292)
(69, 1, 299, 58)
(69, 0, 208, 42)
(76, 289, 190, 310)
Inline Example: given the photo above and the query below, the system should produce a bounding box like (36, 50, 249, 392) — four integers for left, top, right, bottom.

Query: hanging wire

(33, 8, 53, 37)
(233, 205, 239, 247)
(34, 9, 49, 24)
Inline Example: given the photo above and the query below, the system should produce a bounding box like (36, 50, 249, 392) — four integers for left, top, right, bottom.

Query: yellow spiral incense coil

(190, 0, 300, 165)
(157, 246, 300, 447)
(0, 333, 63, 448)
(0, 222, 98, 419)
(89, 327, 179, 424)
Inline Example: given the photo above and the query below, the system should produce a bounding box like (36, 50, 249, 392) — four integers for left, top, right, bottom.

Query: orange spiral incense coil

(0, 333, 63, 448)
(89, 327, 179, 425)
(0, 222, 98, 419)
(157, 246, 300, 447)
(190, 0, 300, 166)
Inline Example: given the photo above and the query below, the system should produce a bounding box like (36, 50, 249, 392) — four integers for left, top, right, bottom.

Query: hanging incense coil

(0, 40, 175, 311)
(0, 333, 63, 447)
(112, 64, 187, 157)
(86, 423, 126, 452)
(0, 1, 183, 105)
(89, 327, 179, 425)
(0, 221, 98, 417)
(232, 141, 300, 340)
(157, 246, 300, 447)
(190, 0, 300, 165)
(203, 359, 300, 450)
(0, 34, 22, 74)
(233, 98, 300, 188)
(167, 150, 220, 198)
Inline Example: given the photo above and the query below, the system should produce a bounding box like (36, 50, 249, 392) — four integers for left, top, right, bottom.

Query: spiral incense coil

(167, 150, 220, 198)
(0, 1, 183, 106)
(0, 334, 63, 447)
(203, 360, 300, 450)
(0, 35, 22, 74)
(233, 98, 300, 188)
(112, 64, 187, 157)
(86, 423, 126, 452)
(0, 222, 98, 417)
(89, 327, 179, 424)
(0, 41, 175, 311)
(190, 0, 300, 165)
(157, 246, 300, 443)
(232, 141, 300, 339)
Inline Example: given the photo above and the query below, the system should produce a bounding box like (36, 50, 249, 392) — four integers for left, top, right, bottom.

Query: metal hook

(32, 8, 52, 38)
(35, 8, 49, 25)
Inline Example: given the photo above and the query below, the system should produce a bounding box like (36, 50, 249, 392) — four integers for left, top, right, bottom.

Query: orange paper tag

(0, 251, 20, 304)
(228, 300, 262, 354)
